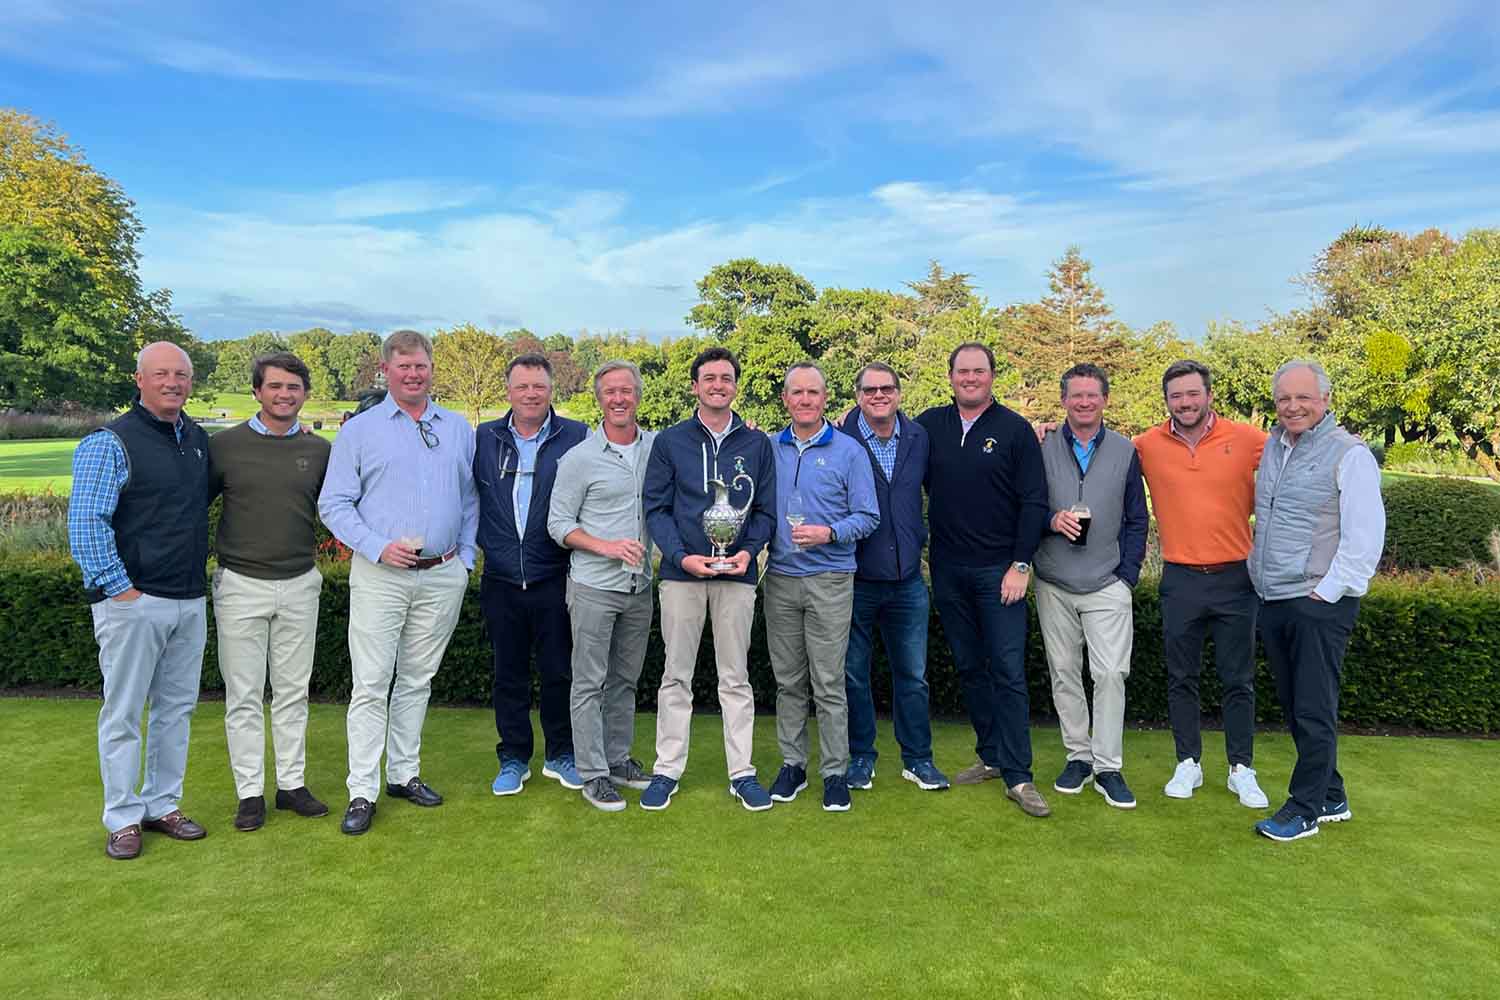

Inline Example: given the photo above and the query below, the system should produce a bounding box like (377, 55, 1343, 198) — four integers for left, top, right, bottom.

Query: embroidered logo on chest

(296, 457, 310, 472)
(982, 437, 996, 454)
(734, 456, 747, 475)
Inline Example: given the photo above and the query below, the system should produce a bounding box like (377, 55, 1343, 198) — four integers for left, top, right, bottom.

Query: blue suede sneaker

(730, 775, 774, 811)
(845, 756, 875, 791)
(1256, 811, 1320, 842)
(639, 775, 678, 811)
(1053, 759, 1094, 794)
(1318, 799, 1353, 823)
(491, 759, 530, 796)
(1095, 771, 1136, 809)
(542, 753, 583, 790)
(768, 764, 808, 803)
(901, 760, 951, 791)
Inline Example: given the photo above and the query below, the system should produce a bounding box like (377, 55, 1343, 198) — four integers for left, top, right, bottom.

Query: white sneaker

(1164, 758, 1203, 799)
(1227, 764, 1270, 808)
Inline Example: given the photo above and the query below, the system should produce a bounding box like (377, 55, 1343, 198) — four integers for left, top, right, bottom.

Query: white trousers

(345, 554, 468, 801)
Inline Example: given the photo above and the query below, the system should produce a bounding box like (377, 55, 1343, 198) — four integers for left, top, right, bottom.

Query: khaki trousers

(213, 565, 322, 798)
(1035, 577, 1133, 773)
(653, 579, 758, 781)
(764, 571, 854, 778)
(346, 554, 468, 801)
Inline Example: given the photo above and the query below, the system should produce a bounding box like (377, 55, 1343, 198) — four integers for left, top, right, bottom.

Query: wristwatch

(1011, 561, 1031, 575)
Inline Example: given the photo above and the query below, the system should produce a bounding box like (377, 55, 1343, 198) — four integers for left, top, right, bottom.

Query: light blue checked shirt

(67, 414, 187, 598)
(857, 411, 900, 482)
(509, 414, 551, 539)
(317, 395, 478, 567)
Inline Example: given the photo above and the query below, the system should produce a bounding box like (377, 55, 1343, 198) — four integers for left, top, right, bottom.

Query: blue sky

(3, 1, 1498, 342)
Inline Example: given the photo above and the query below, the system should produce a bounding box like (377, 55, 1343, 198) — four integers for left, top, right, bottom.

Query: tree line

(3, 106, 1498, 478)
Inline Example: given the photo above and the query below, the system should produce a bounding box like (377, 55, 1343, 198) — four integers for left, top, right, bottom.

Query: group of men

(68, 331, 1383, 859)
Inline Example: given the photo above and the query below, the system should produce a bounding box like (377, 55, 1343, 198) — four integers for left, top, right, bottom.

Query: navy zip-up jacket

(643, 412, 776, 586)
(838, 410, 928, 582)
(474, 407, 588, 586)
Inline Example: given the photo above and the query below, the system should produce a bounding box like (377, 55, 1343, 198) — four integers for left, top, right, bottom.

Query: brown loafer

(1006, 781, 1051, 818)
(953, 759, 1003, 785)
(106, 824, 142, 860)
(143, 810, 207, 840)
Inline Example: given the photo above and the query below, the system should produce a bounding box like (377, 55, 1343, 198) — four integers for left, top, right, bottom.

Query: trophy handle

(731, 472, 755, 518)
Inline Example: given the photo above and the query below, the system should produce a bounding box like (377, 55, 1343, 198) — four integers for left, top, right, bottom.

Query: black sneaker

(582, 776, 626, 813)
(768, 763, 808, 803)
(1053, 760, 1094, 794)
(234, 795, 266, 832)
(608, 757, 652, 791)
(275, 786, 329, 817)
(1095, 771, 1137, 809)
(823, 775, 851, 812)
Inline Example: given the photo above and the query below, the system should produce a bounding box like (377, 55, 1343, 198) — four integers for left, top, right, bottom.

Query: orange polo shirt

(1133, 414, 1267, 565)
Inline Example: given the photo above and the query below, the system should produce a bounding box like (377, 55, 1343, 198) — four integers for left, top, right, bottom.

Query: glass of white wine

(786, 492, 805, 550)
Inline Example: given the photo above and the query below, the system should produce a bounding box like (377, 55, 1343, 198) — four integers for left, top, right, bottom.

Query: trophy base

(707, 559, 739, 572)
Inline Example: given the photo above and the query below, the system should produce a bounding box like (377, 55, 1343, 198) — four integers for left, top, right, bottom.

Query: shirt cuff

(1312, 577, 1343, 603)
(101, 571, 133, 598)
(358, 538, 389, 566)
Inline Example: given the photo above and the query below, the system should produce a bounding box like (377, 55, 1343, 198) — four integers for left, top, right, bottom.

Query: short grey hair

(593, 359, 644, 399)
(1271, 359, 1331, 397)
(783, 361, 827, 391)
(136, 342, 193, 376)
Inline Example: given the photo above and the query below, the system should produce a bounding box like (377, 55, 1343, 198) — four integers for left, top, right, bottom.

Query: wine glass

(786, 492, 805, 549)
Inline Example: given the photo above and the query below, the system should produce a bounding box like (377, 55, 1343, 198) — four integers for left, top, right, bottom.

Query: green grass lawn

(0, 699, 1495, 999)
(185, 393, 359, 422)
(0, 438, 77, 493)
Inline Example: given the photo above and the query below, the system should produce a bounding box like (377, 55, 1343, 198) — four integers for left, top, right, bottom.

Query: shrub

(0, 410, 113, 440)
(1382, 441, 1488, 478)
(1382, 476, 1500, 570)
(3, 557, 1496, 733)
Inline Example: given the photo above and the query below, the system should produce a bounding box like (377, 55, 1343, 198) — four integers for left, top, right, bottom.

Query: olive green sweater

(209, 423, 331, 580)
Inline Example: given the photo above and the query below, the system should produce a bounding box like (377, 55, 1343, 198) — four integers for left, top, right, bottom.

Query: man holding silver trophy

(639, 347, 778, 811)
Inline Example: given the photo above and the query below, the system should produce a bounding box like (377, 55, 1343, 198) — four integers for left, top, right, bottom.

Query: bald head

(137, 341, 193, 376)
(134, 341, 194, 423)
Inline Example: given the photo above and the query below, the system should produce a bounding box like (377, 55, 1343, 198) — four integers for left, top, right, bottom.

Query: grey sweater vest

(1034, 426, 1132, 594)
(1248, 413, 1363, 600)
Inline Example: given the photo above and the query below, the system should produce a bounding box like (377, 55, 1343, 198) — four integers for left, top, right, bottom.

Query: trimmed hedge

(1382, 476, 1500, 570)
(3, 555, 1497, 733)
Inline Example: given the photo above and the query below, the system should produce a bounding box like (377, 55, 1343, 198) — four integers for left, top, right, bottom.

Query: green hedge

(1382, 476, 1500, 570)
(3, 554, 1496, 733)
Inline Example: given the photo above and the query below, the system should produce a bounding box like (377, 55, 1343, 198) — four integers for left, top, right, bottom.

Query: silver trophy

(702, 472, 755, 571)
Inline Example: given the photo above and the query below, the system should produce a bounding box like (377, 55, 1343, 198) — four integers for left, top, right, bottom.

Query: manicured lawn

(0, 438, 76, 493)
(185, 393, 359, 423)
(0, 698, 1494, 998)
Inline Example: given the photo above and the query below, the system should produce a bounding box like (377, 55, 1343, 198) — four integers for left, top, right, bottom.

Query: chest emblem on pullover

(982, 438, 996, 454)
(296, 457, 310, 472)
(816, 456, 826, 466)
(734, 456, 746, 475)
(195, 447, 204, 459)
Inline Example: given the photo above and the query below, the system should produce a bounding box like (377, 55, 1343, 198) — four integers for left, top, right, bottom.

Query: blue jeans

(931, 563, 1033, 785)
(844, 574, 934, 767)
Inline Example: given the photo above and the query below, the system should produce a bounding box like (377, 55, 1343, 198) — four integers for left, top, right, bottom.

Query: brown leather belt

(410, 548, 458, 570)
(1169, 560, 1243, 574)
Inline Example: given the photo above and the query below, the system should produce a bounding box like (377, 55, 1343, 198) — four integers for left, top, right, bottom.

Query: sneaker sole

(608, 776, 653, 791)
(847, 762, 875, 790)
(822, 800, 851, 812)
(730, 786, 774, 812)
(492, 769, 532, 796)
(542, 766, 583, 791)
(582, 792, 627, 813)
(1317, 808, 1352, 823)
(1053, 775, 1093, 795)
(902, 769, 950, 791)
(769, 781, 808, 803)
(638, 786, 678, 812)
(1095, 781, 1137, 810)
(1227, 777, 1269, 808)
(1257, 823, 1319, 842)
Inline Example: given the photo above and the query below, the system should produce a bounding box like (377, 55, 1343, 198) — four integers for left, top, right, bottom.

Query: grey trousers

(764, 571, 854, 778)
(89, 594, 207, 831)
(1035, 577, 1134, 773)
(567, 580, 653, 782)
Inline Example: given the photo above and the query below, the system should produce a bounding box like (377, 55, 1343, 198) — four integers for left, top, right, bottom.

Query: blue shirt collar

(778, 420, 835, 447)
(248, 413, 302, 437)
(380, 394, 438, 423)
(857, 411, 900, 443)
